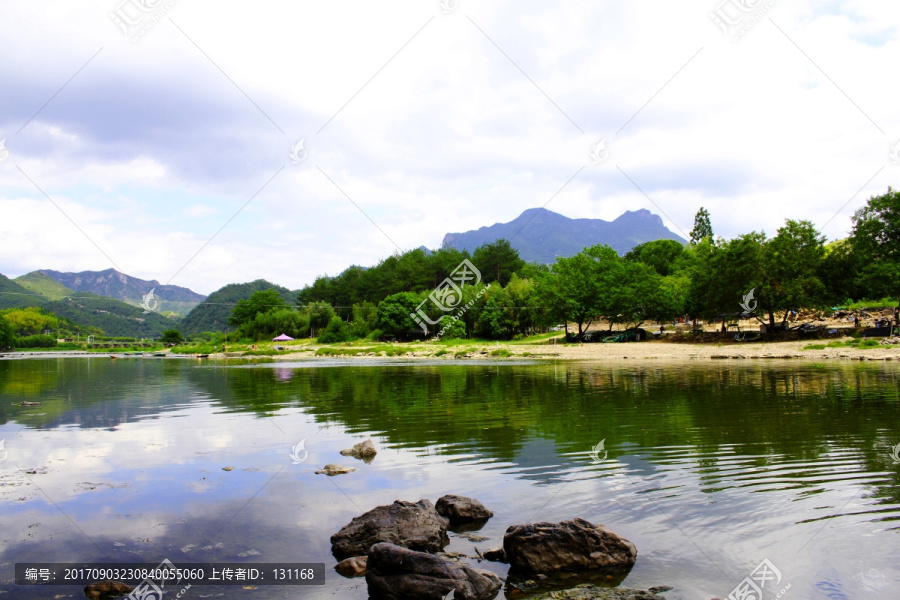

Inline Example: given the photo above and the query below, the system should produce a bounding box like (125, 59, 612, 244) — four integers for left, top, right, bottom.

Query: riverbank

(267, 337, 900, 362)
(3, 337, 899, 362)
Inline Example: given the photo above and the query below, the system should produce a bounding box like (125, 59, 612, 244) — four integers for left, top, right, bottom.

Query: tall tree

(0, 316, 14, 350)
(472, 239, 525, 286)
(625, 239, 686, 277)
(690, 207, 714, 245)
(850, 187, 900, 307)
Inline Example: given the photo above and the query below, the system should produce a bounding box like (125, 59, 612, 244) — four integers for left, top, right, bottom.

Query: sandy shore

(272, 338, 900, 362)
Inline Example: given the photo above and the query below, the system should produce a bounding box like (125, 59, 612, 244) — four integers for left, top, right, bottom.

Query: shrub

(317, 316, 351, 344)
(15, 334, 57, 348)
(161, 329, 184, 344)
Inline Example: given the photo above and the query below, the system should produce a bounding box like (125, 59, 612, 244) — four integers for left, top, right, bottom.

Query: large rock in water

(435, 494, 494, 524)
(82, 582, 134, 600)
(530, 584, 665, 600)
(503, 518, 637, 574)
(340, 438, 377, 460)
(334, 556, 367, 578)
(331, 499, 449, 559)
(366, 542, 501, 600)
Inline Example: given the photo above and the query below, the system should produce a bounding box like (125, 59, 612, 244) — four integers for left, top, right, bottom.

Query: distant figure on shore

(854, 316, 859, 328)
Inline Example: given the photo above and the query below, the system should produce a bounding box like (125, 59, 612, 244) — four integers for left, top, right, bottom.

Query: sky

(1, 0, 898, 295)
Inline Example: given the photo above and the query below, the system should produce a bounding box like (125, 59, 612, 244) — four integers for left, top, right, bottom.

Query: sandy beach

(272, 337, 900, 362)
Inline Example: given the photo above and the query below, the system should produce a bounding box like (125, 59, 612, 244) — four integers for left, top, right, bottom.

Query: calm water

(1, 357, 899, 600)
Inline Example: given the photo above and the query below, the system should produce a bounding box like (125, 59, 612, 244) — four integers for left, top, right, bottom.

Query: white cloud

(0, 0, 897, 293)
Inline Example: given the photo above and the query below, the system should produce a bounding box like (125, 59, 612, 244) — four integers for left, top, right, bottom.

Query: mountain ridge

(442, 208, 686, 263)
(36, 268, 206, 316)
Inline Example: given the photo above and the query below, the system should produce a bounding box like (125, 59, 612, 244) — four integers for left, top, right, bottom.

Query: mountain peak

(442, 208, 684, 263)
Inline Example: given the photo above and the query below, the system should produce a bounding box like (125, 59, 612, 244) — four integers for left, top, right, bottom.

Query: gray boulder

(503, 518, 636, 574)
(331, 499, 449, 559)
(366, 542, 501, 600)
(340, 439, 377, 460)
(435, 494, 493, 524)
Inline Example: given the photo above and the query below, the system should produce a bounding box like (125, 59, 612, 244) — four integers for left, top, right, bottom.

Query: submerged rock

(334, 556, 367, 578)
(436, 494, 494, 524)
(529, 584, 666, 600)
(315, 464, 357, 476)
(503, 518, 636, 574)
(82, 581, 134, 600)
(331, 499, 449, 559)
(340, 439, 377, 460)
(482, 547, 507, 563)
(366, 542, 501, 600)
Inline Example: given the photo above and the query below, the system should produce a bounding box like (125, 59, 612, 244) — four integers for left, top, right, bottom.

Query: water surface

(1, 357, 899, 599)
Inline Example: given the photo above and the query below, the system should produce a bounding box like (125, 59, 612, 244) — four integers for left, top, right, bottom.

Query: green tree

(228, 289, 287, 328)
(472, 239, 525, 286)
(317, 316, 352, 344)
(249, 308, 310, 340)
(540, 245, 621, 337)
(606, 261, 678, 330)
(693, 221, 826, 331)
(350, 301, 378, 337)
(438, 314, 467, 339)
(303, 302, 336, 337)
(690, 207, 714, 245)
(1, 307, 59, 336)
(625, 239, 686, 277)
(0, 316, 14, 350)
(375, 292, 422, 339)
(850, 187, 900, 306)
(160, 329, 184, 344)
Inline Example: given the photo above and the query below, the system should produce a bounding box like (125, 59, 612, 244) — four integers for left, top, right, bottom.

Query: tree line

(223, 188, 899, 342)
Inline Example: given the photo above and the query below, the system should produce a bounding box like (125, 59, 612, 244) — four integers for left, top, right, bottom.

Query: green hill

(0, 274, 179, 338)
(0, 275, 46, 309)
(15, 272, 74, 301)
(180, 280, 296, 336)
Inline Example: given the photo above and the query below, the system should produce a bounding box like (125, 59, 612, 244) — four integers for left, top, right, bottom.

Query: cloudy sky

(1, 0, 898, 294)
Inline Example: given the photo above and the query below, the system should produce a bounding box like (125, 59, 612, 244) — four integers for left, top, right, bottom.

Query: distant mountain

(442, 208, 686, 263)
(38, 268, 206, 316)
(0, 273, 179, 338)
(180, 279, 296, 335)
(15, 272, 74, 301)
